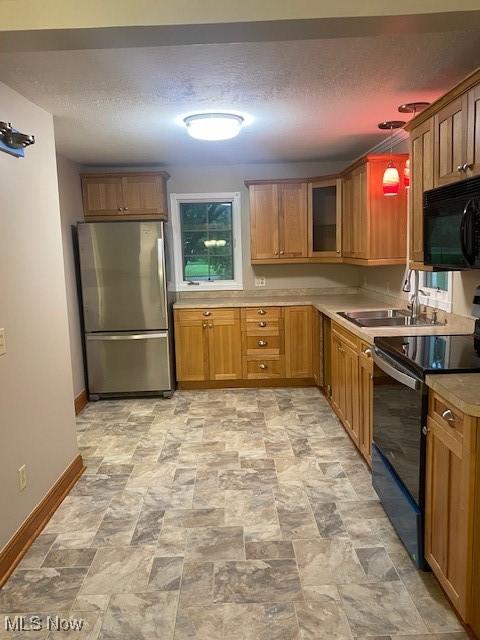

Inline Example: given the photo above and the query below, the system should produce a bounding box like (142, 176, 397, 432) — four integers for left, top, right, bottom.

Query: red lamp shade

(383, 160, 400, 196)
(404, 158, 410, 188)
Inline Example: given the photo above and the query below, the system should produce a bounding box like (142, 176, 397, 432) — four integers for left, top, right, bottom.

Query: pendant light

(398, 102, 430, 188)
(377, 120, 405, 196)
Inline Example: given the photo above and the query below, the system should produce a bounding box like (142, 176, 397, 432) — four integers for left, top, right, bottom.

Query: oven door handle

(373, 348, 422, 390)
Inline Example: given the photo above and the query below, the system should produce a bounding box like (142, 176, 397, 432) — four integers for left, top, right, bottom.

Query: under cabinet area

(81, 171, 169, 220)
(174, 305, 314, 388)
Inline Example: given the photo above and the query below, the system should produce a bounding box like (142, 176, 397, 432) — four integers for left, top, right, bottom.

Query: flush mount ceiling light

(183, 113, 244, 141)
(378, 120, 406, 196)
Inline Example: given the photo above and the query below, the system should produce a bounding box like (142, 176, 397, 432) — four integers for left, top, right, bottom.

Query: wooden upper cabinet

(341, 155, 408, 265)
(121, 174, 167, 217)
(308, 178, 342, 258)
(434, 95, 468, 186)
(81, 175, 124, 217)
(249, 183, 280, 260)
(82, 172, 169, 220)
(466, 83, 480, 178)
(410, 118, 434, 266)
(278, 183, 308, 258)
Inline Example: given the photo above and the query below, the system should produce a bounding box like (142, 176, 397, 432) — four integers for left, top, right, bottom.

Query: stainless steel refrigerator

(77, 220, 175, 398)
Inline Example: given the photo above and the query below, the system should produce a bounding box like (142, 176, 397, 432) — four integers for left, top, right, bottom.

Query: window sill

(419, 295, 452, 313)
(175, 281, 244, 292)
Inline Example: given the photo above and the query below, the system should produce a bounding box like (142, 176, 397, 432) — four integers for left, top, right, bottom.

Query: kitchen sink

(340, 309, 409, 320)
(337, 309, 445, 328)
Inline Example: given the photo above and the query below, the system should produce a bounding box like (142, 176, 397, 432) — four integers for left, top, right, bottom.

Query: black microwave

(424, 175, 480, 270)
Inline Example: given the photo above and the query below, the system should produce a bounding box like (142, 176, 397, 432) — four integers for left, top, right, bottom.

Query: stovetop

(374, 333, 480, 377)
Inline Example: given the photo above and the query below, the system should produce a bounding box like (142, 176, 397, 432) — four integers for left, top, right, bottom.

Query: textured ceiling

(0, 31, 479, 165)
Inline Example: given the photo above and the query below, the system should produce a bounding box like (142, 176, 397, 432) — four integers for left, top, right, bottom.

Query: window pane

(180, 201, 234, 282)
(425, 272, 449, 291)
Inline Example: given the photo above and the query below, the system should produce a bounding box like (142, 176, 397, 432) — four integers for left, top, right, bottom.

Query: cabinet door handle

(124, 206, 129, 211)
(280, 250, 285, 255)
(117, 207, 123, 211)
(258, 340, 267, 347)
(464, 162, 474, 171)
(422, 425, 430, 436)
(203, 311, 211, 317)
(457, 164, 465, 172)
(441, 409, 455, 425)
(259, 321, 267, 327)
(274, 251, 279, 256)
(202, 322, 207, 329)
(257, 309, 266, 315)
(259, 363, 268, 370)
(208, 323, 213, 329)
(363, 348, 372, 357)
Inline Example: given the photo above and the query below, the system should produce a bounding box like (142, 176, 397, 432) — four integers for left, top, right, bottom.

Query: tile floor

(0, 388, 468, 639)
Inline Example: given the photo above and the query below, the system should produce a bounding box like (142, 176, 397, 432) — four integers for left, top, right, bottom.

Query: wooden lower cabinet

(284, 306, 313, 378)
(208, 311, 242, 381)
(175, 305, 315, 387)
(174, 308, 241, 382)
(425, 392, 478, 622)
(358, 347, 373, 464)
(330, 323, 373, 464)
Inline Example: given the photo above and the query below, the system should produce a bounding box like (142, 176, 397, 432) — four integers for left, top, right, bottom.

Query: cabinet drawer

(176, 308, 237, 325)
(244, 334, 281, 355)
(244, 320, 281, 336)
(243, 355, 285, 379)
(332, 322, 360, 351)
(429, 392, 465, 443)
(242, 307, 282, 322)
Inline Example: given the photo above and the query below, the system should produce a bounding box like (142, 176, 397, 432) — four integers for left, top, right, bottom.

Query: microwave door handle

(460, 199, 475, 267)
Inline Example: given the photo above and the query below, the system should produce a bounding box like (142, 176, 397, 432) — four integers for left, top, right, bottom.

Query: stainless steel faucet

(405, 270, 427, 321)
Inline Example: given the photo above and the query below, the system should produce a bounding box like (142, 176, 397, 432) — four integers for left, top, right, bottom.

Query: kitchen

(1, 4, 480, 639)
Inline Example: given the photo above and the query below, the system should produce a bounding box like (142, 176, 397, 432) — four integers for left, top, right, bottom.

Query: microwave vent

(424, 175, 480, 206)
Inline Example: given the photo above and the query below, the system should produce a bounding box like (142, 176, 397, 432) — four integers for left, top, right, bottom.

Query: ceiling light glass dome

(184, 113, 244, 141)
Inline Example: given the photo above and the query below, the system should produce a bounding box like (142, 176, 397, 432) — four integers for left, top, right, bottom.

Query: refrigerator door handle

(157, 236, 168, 328)
(87, 332, 168, 341)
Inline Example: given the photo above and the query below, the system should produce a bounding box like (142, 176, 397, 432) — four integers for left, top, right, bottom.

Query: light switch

(0, 328, 6, 356)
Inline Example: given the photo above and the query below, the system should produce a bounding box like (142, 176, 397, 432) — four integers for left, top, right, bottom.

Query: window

(418, 270, 453, 312)
(170, 192, 243, 291)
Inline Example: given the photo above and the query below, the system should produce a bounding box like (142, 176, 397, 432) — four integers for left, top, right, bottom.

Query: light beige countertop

(173, 292, 475, 344)
(426, 374, 480, 417)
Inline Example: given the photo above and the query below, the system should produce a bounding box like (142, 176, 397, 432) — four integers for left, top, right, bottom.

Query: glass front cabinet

(307, 178, 342, 259)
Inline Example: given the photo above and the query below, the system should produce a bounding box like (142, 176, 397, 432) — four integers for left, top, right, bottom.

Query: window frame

(170, 192, 243, 291)
(417, 271, 453, 313)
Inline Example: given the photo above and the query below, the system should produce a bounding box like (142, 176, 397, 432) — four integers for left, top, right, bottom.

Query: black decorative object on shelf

(0, 121, 35, 158)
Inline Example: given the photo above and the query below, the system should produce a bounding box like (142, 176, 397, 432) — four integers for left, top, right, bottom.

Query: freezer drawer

(86, 332, 171, 394)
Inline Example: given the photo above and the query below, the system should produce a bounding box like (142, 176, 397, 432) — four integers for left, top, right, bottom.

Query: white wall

(56, 154, 85, 396)
(0, 82, 79, 550)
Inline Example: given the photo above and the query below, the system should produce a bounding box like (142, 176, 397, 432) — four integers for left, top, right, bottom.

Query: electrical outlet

(0, 328, 6, 356)
(255, 276, 266, 287)
(18, 465, 27, 491)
